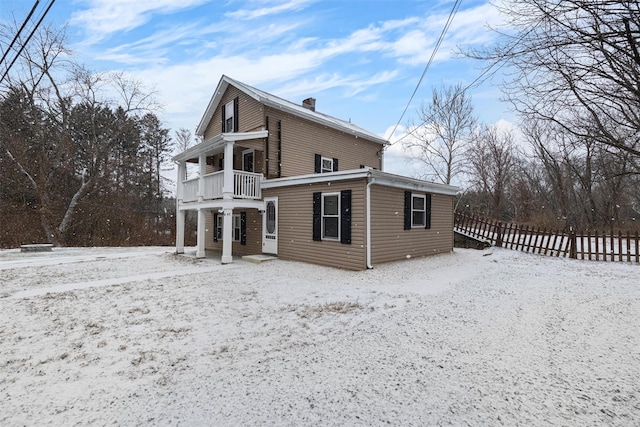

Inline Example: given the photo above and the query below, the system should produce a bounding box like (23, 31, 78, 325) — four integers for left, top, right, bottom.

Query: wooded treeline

(406, 0, 640, 231)
(0, 23, 190, 248)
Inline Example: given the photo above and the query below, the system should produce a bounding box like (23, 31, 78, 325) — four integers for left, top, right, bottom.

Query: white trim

(242, 148, 255, 172)
(321, 192, 340, 241)
(261, 168, 460, 196)
(411, 194, 427, 228)
(321, 156, 334, 173)
(172, 130, 268, 162)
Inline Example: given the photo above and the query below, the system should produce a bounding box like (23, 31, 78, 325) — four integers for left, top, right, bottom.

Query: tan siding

(205, 209, 263, 256)
(203, 86, 265, 140)
(264, 107, 383, 178)
(263, 178, 367, 270)
(370, 186, 454, 265)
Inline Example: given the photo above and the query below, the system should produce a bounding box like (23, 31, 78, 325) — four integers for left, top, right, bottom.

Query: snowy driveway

(1, 247, 639, 425)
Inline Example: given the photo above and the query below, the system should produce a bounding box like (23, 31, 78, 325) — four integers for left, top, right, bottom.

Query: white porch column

(221, 207, 233, 264)
(176, 210, 185, 254)
(176, 161, 186, 200)
(198, 153, 207, 202)
(222, 139, 235, 200)
(196, 208, 206, 258)
(175, 161, 186, 254)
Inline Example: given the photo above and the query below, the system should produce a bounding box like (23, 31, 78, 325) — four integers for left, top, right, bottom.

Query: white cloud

(225, 0, 316, 20)
(70, 0, 210, 42)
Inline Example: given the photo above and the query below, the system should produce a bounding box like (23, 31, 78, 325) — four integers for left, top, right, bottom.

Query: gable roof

(196, 75, 389, 146)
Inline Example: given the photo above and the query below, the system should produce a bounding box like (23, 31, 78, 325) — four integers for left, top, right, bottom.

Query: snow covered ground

(1, 246, 638, 426)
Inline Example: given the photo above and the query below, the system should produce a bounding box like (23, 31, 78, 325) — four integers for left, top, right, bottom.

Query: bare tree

(0, 22, 167, 246)
(466, 125, 519, 219)
(404, 83, 476, 185)
(174, 128, 193, 152)
(470, 0, 640, 161)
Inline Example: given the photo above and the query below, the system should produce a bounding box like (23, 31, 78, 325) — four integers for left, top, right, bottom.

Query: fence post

(569, 229, 577, 259)
(495, 222, 503, 247)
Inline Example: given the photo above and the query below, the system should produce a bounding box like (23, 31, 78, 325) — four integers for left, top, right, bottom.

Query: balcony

(180, 170, 262, 203)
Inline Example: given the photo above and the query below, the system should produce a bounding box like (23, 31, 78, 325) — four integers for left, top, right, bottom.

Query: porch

(173, 130, 269, 263)
(180, 169, 262, 204)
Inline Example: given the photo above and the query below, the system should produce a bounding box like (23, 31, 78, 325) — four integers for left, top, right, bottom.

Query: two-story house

(173, 75, 459, 270)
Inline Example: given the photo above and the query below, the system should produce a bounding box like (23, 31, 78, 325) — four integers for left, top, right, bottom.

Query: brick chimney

(302, 97, 316, 112)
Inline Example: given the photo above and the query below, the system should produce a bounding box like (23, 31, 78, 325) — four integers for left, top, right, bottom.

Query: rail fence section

(454, 212, 640, 263)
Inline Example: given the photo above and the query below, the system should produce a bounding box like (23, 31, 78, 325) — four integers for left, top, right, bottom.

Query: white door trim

(262, 197, 278, 254)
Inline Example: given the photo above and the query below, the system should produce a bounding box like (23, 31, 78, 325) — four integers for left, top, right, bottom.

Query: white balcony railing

(182, 177, 199, 202)
(180, 170, 262, 203)
(234, 170, 262, 199)
(203, 171, 224, 199)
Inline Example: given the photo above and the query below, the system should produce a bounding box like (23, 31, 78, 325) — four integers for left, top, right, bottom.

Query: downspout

(366, 173, 375, 269)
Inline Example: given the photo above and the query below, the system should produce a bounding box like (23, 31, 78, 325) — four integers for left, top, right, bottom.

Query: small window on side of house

(242, 149, 254, 172)
(412, 195, 426, 228)
(224, 101, 234, 132)
(321, 157, 333, 174)
(322, 193, 340, 240)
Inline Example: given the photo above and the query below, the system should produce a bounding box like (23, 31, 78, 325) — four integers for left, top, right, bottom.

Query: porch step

(242, 254, 277, 264)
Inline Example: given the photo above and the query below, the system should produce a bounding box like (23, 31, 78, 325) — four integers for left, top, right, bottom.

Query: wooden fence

(454, 212, 640, 263)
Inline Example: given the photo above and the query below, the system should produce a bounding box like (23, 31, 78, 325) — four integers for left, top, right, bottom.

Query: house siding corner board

(370, 185, 454, 265)
(263, 178, 367, 270)
(205, 209, 263, 256)
(203, 86, 264, 139)
(264, 107, 383, 178)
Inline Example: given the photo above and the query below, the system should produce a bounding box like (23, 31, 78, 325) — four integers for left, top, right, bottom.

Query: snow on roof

(196, 75, 389, 146)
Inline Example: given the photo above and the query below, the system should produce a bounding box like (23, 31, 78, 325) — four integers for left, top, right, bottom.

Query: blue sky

(4, 0, 515, 179)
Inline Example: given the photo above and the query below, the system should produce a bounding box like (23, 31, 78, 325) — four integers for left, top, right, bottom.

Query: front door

(262, 197, 278, 254)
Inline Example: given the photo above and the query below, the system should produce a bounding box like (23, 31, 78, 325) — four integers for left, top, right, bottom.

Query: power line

(0, 1, 41, 73)
(0, 0, 56, 86)
(386, 2, 550, 149)
(386, 0, 462, 145)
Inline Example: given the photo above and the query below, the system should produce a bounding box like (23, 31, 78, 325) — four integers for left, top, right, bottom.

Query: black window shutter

(312, 192, 322, 241)
(340, 190, 351, 244)
(240, 211, 247, 245)
(404, 191, 411, 230)
(218, 158, 223, 170)
(233, 97, 239, 132)
(314, 154, 321, 173)
(221, 104, 226, 133)
(425, 194, 432, 229)
(333, 158, 339, 171)
(213, 213, 218, 242)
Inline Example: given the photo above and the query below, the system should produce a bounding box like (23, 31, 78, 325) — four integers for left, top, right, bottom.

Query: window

(321, 157, 333, 174)
(411, 195, 426, 227)
(215, 214, 241, 241)
(224, 100, 235, 132)
(313, 191, 351, 244)
(242, 149, 254, 172)
(404, 191, 432, 230)
(322, 193, 340, 240)
(314, 154, 338, 173)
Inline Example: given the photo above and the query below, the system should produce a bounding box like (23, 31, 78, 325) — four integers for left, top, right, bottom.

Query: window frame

(224, 100, 235, 132)
(242, 149, 255, 172)
(321, 156, 334, 174)
(321, 192, 340, 241)
(215, 214, 241, 241)
(411, 194, 426, 228)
